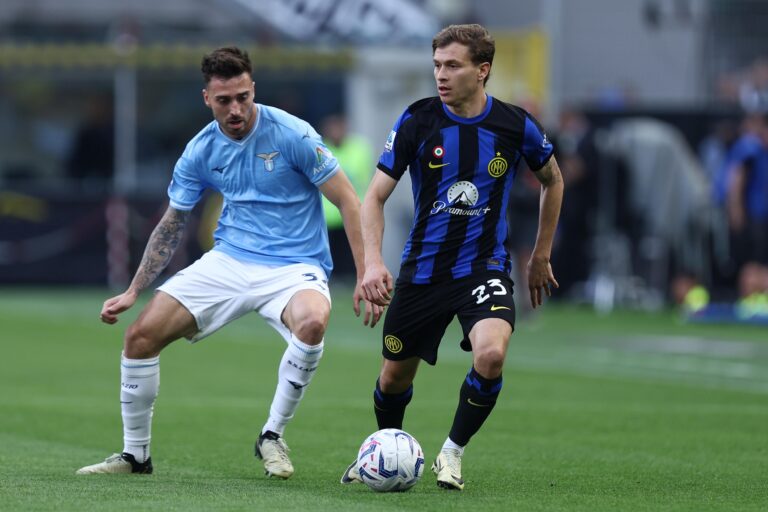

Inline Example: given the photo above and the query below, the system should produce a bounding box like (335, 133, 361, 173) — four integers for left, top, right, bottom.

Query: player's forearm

(361, 200, 386, 267)
(532, 158, 564, 259)
(338, 197, 366, 280)
(128, 207, 190, 294)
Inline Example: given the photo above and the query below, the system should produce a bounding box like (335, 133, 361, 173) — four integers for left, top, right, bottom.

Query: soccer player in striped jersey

(341, 24, 563, 490)
(76, 47, 381, 479)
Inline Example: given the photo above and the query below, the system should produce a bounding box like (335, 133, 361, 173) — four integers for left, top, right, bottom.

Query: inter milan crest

(257, 151, 280, 172)
(487, 152, 508, 178)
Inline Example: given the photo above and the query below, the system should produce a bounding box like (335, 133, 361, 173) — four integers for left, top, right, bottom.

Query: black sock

(373, 378, 413, 429)
(448, 366, 503, 446)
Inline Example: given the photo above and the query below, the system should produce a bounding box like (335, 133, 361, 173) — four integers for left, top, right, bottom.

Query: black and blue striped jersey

(378, 95, 554, 285)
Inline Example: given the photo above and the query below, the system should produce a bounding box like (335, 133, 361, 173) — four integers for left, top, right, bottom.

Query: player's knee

(124, 322, 163, 359)
(292, 311, 328, 344)
(473, 345, 506, 377)
(378, 367, 413, 393)
(378, 373, 403, 393)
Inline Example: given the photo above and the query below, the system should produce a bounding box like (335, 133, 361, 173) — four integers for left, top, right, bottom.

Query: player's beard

(224, 114, 248, 138)
(221, 104, 254, 139)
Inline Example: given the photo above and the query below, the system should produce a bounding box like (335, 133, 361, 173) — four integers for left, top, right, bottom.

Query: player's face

(203, 72, 256, 139)
(433, 42, 488, 108)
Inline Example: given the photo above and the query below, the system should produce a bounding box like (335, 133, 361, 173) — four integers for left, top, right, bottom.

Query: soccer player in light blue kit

(77, 47, 381, 478)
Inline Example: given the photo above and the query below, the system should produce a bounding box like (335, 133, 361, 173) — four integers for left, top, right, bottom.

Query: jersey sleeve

(167, 151, 206, 211)
(377, 108, 417, 180)
(289, 127, 339, 186)
(521, 113, 554, 171)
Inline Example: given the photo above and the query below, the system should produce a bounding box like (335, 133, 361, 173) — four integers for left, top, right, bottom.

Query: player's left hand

(354, 282, 384, 328)
(526, 254, 559, 309)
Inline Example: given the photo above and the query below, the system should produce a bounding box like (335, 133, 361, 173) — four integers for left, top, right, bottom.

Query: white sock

(120, 353, 160, 463)
(442, 437, 465, 455)
(262, 335, 324, 436)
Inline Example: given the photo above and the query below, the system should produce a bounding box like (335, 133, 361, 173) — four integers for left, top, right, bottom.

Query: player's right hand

(361, 262, 393, 307)
(100, 290, 138, 324)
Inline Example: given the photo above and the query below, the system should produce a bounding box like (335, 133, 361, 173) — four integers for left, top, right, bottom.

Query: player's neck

(445, 92, 487, 119)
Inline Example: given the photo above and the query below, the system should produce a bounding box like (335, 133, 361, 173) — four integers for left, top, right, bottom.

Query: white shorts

(157, 250, 331, 343)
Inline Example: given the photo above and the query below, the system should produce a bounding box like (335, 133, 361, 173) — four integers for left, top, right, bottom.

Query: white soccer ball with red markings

(356, 428, 425, 492)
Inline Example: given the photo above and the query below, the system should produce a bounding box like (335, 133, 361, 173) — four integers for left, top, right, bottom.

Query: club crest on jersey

(257, 151, 280, 172)
(432, 146, 445, 158)
(384, 130, 397, 152)
(488, 152, 508, 178)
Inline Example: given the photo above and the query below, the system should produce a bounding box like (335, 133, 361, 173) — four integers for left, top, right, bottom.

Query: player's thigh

(257, 263, 332, 344)
(381, 284, 453, 365)
(126, 291, 197, 356)
(468, 317, 512, 365)
(456, 272, 516, 332)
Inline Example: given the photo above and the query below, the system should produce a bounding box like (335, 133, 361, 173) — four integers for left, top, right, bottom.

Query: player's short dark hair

(201, 46, 252, 84)
(432, 24, 495, 85)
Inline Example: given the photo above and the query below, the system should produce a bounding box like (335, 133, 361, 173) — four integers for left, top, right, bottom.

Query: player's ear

(202, 88, 211, 107)
(478, 62, 490, 83)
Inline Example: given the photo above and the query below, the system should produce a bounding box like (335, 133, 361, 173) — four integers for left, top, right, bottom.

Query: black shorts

(381, 271, 516, 365)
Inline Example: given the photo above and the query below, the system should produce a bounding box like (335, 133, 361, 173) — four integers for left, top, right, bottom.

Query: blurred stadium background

(2, 0, 767, 315)
(1, 1, 767, 510)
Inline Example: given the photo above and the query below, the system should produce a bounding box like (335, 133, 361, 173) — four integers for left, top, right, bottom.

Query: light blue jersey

(168, 104, 339, 275)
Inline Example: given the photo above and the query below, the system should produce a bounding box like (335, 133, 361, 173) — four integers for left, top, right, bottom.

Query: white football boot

(340, 459, 362, 484)
(255, 431, 294, 479)
(76, 453, 153, 475)
(431, 449, 464, 490)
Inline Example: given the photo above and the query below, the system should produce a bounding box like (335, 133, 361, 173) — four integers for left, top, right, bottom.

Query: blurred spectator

(320, 114, 374, 280)
(671, 272, 710, 313)
(716, 56, 768, 113)
(699, 118, 739, 204)
(65, 94, 114, 190)
(737, 262, 768, 318)
(602, 118, 712, 299)
(724, 113, 768, 270)
(697, 118, 740, 292)
(738, 57, 768, 113)
(551, 108, 599, 295)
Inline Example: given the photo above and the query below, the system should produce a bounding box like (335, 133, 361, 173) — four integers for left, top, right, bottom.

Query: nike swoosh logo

(490, 305, 510, 311)
(467, 398, 490, 407)
(428, 161, 450, 169)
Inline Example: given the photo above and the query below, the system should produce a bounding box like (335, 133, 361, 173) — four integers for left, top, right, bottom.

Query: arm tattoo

(131, 208, 190, 291)
(534, 158, 563, 187)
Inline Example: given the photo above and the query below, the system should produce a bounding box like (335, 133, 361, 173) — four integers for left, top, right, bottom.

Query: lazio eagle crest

(257, 151, 280, 172)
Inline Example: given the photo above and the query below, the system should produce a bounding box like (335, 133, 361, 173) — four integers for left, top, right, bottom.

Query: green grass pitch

(0, 287, 766, 511)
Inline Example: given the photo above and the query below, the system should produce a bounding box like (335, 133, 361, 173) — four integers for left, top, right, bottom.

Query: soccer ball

(356, 428, 425, 492)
